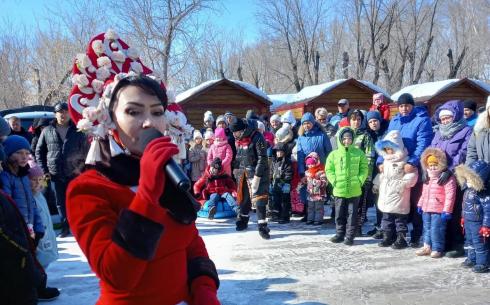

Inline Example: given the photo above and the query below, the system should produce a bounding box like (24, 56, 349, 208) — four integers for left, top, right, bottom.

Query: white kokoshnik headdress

(68, 29, 167, 165)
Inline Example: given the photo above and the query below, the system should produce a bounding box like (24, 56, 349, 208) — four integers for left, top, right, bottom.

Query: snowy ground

(48, 211, 489, 305)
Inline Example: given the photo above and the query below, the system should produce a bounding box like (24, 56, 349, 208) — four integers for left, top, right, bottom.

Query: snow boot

(446, 244, 465, 258)
(372, 229, 384, 240)
(461, 259, 475, 268)
(473, 265, 489, 273)
(258, 223, 270, 239)
(235, 214, 249, 231)
(344, 237, 354, 246)
(409, 236, 421, 248)
(38, 287, 60, 301)
(378, 231, 395, 247)
(330, 234, 345, 243)
(391, 232, 408, 249)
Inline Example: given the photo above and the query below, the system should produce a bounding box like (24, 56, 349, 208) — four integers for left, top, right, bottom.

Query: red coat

(193, 167, 236, 200)
(67, 169, 214, 305)
(369, 103, 391, 121)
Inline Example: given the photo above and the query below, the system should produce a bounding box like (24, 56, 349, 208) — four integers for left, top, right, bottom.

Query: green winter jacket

(325, 127, 369, 198)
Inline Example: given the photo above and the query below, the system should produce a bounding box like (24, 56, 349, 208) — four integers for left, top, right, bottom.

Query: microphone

(138, 128, 191, 191)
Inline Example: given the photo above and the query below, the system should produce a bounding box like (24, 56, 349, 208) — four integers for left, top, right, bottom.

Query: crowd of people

(188, 95, 490, 273)
(1, 28, 490, 305)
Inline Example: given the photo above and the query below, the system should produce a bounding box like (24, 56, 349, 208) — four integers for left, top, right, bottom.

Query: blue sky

(0, 0, 260, 43)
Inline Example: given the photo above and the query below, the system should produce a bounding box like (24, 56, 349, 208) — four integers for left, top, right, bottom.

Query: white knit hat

(257, 121, 265, 132)
(216, 115, 226, 124)
(204, 111, 214, 122)
(281, 110, 296, 125)
(270, 114, 281, 124)
(193, 130, 203, 139)
(275, 125, 292, 143)
(204, 130, 214, 140)
(439, 109, 454, 118)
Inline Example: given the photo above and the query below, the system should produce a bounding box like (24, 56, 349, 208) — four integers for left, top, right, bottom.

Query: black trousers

(335, 197, 360, 238)
(408, 182, 423, 240)
(381, 213, 408, 234)
(53, 177, 70, 231)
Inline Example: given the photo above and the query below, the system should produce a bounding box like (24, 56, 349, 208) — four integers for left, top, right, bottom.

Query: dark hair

(109, 74, 168, 118)
(349, 109, 364, 121)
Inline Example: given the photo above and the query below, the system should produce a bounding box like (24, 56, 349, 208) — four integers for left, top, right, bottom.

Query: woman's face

(112, 85, 166, 156)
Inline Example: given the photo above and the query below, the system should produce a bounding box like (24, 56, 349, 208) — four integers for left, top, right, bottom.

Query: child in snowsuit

(271, 142, 293, 224)
(455, 160, 490, 273)
(305, 152, 327, 225)
(0, 135, 44, 244)
(207, 128, 233, 176)
(325, 127, 368, 245)
(417, 148, 457, 258)
(194, 157, 237, 220)
(373, 130, 418, 249)
(188, 130, 207, 184)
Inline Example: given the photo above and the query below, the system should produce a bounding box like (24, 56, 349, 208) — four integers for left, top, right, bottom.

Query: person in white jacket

(373, 130, 418, 250)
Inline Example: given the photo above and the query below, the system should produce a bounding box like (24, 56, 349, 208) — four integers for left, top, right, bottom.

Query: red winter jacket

(193, 167, 236, 200)
(369, 103, 391, 121)
(67, 169, 216, 305)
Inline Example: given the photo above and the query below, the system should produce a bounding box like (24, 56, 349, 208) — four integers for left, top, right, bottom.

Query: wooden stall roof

(271, 78, 392, 115)
(175, 78, 272, 128)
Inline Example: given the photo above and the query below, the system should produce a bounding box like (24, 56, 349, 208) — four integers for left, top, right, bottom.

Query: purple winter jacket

(431, 100, 472, 170)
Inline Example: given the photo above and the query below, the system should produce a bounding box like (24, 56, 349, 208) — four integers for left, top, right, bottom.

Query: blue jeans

(422, 212, 447, 252)
(465, 220, 489, 266)
(208, 192, 238, 213)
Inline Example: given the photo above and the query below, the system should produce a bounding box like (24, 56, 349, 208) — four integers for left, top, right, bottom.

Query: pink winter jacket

(418, 174, 457, 214)
(207, 140, 233, 175)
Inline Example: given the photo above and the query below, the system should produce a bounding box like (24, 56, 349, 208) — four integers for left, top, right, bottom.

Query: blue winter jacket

(466, 113, 478, 128)
(377, 106, 434, 167)
(297, 113, 332, 176)
(461, 161, 490, 226)
(0, 166, 44, 234)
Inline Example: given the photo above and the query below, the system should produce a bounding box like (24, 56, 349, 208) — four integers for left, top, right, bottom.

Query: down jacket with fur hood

(455, 160, 490, 226)
(418, 147, 457, 214)
(373, 130, 418, 215)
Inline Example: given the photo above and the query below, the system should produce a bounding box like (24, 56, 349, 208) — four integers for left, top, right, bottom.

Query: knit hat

(27, 160, 44, 178)
(373, 93, 384, 105)
(204, 130, 214, 140)
(0, 117, 11, 138)
(275, 125, 292, 143)
(210, 157, 222, 171)
(257, 121, 265, 132)
(397, 93, 415, 106)
(3, 135, 31, 157)
(305, 152, 320, 166)
(463, 100, 477, 112)
(216, 115, 226, 124)
(193, 130, 203, 140)
(229, 118, 247, 132)
(427, 155, 439, 166)
(439, 109, 454, 118)
(204, 111, 214, 123)
(270, 114, 281, 124)
(214, 127, 226, 140)
(273, 142, 286, 152)
(366, 111, 382, 122)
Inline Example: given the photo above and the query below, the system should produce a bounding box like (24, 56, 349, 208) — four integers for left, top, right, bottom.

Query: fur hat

(421, 147, 447, 171)
(455, 161, 490, 191)
(3, 135, 31, 157)
(229, 118, 247, 132)
(204, 111, 214, 123)
(193, 130, 203, 140)
(275, 125, 293, 143)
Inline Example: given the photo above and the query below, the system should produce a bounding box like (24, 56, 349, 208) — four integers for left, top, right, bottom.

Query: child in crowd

(0, 135, 44, 244)
(207, 128, 233, 175)
(369, 93, 390, 121)
(28, 160, 60, 300)
(304, 152, 327, 225)
(326, 127, 368, 245)
(271, 143, 293, 223)
(203, 130, 214, 152)
(188, 130, 207, 185)
(417, 148, 457, 258)
(374, 130, 418, 250)
(455, 160, 490, 273)
(194, 158, 237, 220)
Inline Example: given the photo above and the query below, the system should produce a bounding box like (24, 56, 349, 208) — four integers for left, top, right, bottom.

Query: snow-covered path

(48, 215, 488, 305)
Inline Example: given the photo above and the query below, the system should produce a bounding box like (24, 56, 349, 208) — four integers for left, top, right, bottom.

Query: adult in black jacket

(35, 102, 88, 237)
(230, 118, 271, 239)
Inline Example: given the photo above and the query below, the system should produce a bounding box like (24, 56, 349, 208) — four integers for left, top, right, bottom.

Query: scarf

(236, 137, 252, 147)
(436, 118, 466, 140)
(306, 163, 324, 177)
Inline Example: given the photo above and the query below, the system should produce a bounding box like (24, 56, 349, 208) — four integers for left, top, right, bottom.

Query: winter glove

(421, 170, 429, 184)
(191, 276, 221, 305)
(251, 176, 260, 194)
(479, 226, 490, 239)
(138, 137, 179, 204)
(437, 170, 452, 186)
(282, 183, 291, 194)
(441, 212, 452, 222)
(417, 207, 423, 215)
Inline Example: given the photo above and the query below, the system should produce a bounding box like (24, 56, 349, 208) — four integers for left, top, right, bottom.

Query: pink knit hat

(214, 128, 226, 140)
(28, 160, 44, 178)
